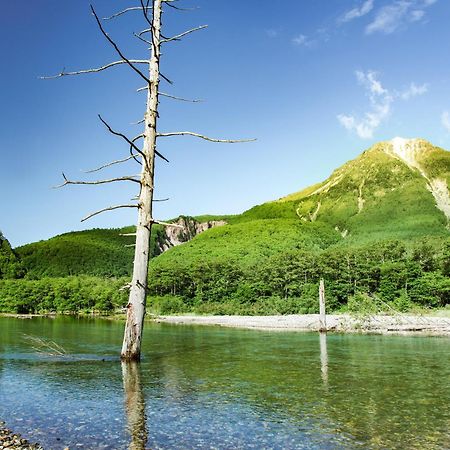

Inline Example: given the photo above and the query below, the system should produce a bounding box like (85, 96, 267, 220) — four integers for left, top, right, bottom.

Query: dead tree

(43, 0, 254, 361)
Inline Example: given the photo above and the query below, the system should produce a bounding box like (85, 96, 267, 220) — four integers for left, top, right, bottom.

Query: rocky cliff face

(157, 217, 227, 253)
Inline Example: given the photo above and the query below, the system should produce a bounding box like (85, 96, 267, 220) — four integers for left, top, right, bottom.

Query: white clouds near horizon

(338, 71, 429, 139)
(399, 82, 429, 100)
(366, 0, 438, 35)
(338, 71, 393, 139)
(339, 0, 375, 24)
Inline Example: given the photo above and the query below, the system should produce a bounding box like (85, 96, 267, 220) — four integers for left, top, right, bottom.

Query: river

(0, 316, 448, 449)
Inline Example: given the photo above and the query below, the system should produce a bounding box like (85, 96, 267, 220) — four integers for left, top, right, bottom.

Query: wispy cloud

(366, 0, 438, 35)
(442, 111, 450, 132)
(292, 34, 315, 47)
(338, 71, 393, 139)
(399, 82, 429, 100)
(338, 0, 375, 24)
(265, 29, 278, 38)
(338, 71, 429, 139)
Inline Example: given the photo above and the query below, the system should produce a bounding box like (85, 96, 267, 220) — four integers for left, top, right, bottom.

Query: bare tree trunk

(43, 1, 254, 361)
(121, 0, 162, 361)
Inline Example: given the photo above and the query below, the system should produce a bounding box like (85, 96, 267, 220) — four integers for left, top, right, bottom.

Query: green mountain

(153, 138, 449, 267)
(0, 231, 24, 279)
(145, 138, 449, 314)
(16, 217, 229, 279)
(6, 138, 450, 314)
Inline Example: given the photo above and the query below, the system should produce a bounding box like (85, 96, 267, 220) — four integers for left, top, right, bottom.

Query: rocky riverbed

(0, 424, 43, 450)
(156, 313, 450, 335)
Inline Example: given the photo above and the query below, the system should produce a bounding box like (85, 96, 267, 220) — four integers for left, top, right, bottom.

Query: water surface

(0, 317, 449, 449)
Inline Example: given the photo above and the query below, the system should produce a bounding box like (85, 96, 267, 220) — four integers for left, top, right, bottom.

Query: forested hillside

(0, 231, 24, 279)
(2, 138, 449, 314)
(146, 138, 450, 313)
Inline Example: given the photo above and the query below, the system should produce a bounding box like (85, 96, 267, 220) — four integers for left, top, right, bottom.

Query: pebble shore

(0, 423, 43, 450)
(156, 313, 450, 335)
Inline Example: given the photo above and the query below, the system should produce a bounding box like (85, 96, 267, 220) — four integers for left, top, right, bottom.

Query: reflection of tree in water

(122, 362, 148, 450)
(319, 332, 328, 385)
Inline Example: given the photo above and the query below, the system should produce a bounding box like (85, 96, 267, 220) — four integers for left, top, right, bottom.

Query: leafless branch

(161, 25, 208, 43)
(40, 60, 148, 79)
(152, 220, 184, 229)
(98, 115, 169, 163)
(90, 5, 150, 84)
(81, 204, 139, 223)
(139, 0, 153, 27)
(23, 334, 67, 357)
(133, 32, 152, 46)
(137, 87, 203, 103)
(154, 198, 170, 202)
(137, 28, 151, 37)
(164, 1, 199, 11)
(128, 134, 146, 165)
(54, 173, 141, 188)
(120, 233, 137, 236)
(125, 244, 136, 248)
(157, 131, 257, 143)
(159, 91, 203, 102)
(98, 115, 146, 161)
(160, 73, 174, 85)
(84, 155, 138, 174)
(131, 118, 146, 125)
(103, 6, 152, 21)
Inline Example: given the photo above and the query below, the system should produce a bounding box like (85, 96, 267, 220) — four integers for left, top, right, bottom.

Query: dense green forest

(147, 237, 450, 315)
(1, 235, 448, 315)
(0, 231, 24, 280)
(1, 139, 449, 315)
(15, 226, 164, 279)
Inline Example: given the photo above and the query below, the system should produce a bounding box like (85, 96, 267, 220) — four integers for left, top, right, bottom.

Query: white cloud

(399, 82, 429, 100)
(442, 111, 450, 132)
(339, 0, 375, 24)
(338, 71, 430, 139)
(338, 71, 393, 139)
(366, 0, 438, 35)
(292, 34, 314, 47)
(410, 9, 425, 21)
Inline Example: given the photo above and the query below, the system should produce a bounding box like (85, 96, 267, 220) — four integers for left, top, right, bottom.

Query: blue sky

(1, 0, 449, 246)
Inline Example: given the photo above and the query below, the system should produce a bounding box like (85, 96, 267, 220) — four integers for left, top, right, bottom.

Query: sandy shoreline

(155, 313, 450, 336)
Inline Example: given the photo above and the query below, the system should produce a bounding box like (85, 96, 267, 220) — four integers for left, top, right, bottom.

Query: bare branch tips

(90, 5, 150, 84)
(54, 173, 141, 188)
(157, 131, 256, 143)
(81, 204, 139, 223)
(161, 25, 208, 43)
(103, 6, 153, 21)
(97, 115, 169, 164)
(40, 60, 148, 80)
(84, 155, 138, 174)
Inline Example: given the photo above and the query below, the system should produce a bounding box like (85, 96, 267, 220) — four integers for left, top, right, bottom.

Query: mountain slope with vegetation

(15, 216, 229, 279)
(0, 231, 24, 279)
(2, 138, 449, 314)
(147, 138, 449, 313)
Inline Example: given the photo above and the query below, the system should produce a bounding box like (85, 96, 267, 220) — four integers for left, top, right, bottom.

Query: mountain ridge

(10, 137, 450, 279)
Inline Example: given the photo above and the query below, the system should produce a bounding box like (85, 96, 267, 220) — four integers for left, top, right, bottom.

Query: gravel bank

(0, 424, 43, 450)
(156, 314, 450, 335)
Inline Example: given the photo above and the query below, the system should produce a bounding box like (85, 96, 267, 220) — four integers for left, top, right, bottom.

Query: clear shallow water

(0, 317, 449, 450)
